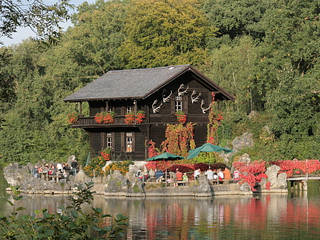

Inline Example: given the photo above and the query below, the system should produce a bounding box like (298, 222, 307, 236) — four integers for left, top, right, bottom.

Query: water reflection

(2, 194, 320, 239)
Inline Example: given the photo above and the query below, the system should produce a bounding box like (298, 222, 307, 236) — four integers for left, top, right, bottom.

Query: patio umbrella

(147, 152, 184, 161)
(187, 143, 232, 159)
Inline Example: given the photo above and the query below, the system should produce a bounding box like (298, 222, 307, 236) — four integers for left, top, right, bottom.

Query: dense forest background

(0, 0, 319, 165)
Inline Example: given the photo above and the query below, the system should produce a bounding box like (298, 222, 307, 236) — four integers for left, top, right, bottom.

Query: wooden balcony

(71, 116, 144, 128)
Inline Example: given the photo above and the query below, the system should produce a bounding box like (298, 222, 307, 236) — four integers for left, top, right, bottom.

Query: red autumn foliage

(136, 111, 145, 124)
(233, 161, 267, 191)
(207, 92, 224, 144)
(101, 152, 110, 161)
(233, 159, 320, 191)
(273, 159, 320, 177)
(147, 140, 158, 158)
(67, 112, 79, 124)
(176, 113, 187, 124)
(124, 112, 135, 124)
(94, 112, 104, 123)
(103, 113, 114, 124)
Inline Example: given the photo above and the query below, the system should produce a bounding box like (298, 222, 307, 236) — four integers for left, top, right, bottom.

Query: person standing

(205, 167, 214, 182)
(222, 167, 232, 183)
(233, 169, 240, 182)
(194, 168, 201, 180)
(217, 168, 224, 184)
(176, 168, 183, 183)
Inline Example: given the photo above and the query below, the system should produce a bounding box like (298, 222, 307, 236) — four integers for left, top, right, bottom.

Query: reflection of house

(64, 65, 234, 160)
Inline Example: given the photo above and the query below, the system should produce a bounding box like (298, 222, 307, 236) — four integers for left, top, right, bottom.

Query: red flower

(67, 112, 79, 124)
(266, 182, 271, 190)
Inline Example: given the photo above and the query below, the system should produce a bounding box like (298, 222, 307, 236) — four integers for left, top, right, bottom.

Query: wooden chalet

(64, 65, 234, 161)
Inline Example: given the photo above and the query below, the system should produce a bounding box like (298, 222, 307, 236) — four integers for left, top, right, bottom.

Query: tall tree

(0, 0, 71, 41)
(119, 0, 216, 68)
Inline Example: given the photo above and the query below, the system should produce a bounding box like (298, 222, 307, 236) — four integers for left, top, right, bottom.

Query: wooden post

(106, 101, 109, 112)
(79, 102, 82, 115)
(134, 100, 137, 124)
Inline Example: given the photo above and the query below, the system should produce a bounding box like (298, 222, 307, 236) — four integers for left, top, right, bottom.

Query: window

(106, 133, 113, 149)
(175, 96, 183, 112)
(126, 132, 133, 152)
(107, 106, 114, 113)
(126, 106, 133, 113)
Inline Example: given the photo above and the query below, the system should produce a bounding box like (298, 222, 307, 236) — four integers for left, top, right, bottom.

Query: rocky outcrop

(4, 162, 253, 197)
(105, 170, 128, 193)
(4, 163, 75, 192)
(265, 165, 287, 189)
(237, 153, 251, 165)
(74, 169, 90, 183)
(232, 132, 254, 152)
(4, 163, 31, 186)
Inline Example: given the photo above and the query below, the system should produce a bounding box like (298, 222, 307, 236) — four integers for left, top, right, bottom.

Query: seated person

(217, 169, 224, 184)
(183, 173, 188, 182)
(155, 169, 164, 182)
(176, 169, 183, 181)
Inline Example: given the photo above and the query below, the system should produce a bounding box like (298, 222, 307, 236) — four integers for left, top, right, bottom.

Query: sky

(1, 0, 96, 46)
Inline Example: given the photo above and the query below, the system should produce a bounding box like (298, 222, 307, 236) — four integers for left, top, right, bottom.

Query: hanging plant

(103, 111, 115, 124)
(94, 112, 104, 124)
(136, 110, 145, 124)
(124, 111, 135, 124)
(67, 112, 79, 124)
(176, 110, 187, 124)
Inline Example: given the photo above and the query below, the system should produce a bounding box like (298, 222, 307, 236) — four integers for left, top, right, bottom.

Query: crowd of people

(31, 160, 78, 182)
(136, 166, 239, 186)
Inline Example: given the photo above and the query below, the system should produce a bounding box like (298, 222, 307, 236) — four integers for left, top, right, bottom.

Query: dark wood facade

(65, 65, 233, 161)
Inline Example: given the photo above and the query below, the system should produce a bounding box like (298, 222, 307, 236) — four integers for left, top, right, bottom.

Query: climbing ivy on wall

(161, 123, 196, 157)
(207, 92, 224, 144)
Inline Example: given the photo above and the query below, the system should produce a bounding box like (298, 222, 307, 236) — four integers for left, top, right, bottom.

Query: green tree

(0, 0, 71, 41)
(119, 0, 216, 68)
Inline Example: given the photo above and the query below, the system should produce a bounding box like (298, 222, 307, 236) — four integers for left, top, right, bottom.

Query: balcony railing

(72, 115, 144, 128)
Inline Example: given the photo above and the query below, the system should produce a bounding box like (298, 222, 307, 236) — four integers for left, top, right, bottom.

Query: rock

(102, 161, 113, 171)
(240, 182, 251, 192)
(105, 171, 128, 193)
(232, 132, 254, 152)
(260, 177, 267, 189)
(248, 111, 258, 120)
(277, 173, 287, 189)
(266, 165, 280, 189)
(259, 126, 274, 144)
(129, 164, 139, 174)
(219, 152, 233, 164)
(237, 153, 251, 165)
(74, 169, 91, 183)
(134, 161, 147, 169)
(197, 175, 211, 192)
(4, 163, 32, 186)
(67, 155, 76, 165)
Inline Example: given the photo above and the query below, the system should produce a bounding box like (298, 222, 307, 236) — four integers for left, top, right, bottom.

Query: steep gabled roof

(64, 64, 234, 102)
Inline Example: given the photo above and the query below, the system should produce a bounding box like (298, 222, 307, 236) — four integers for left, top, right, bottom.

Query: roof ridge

(107, 64, 191, 73)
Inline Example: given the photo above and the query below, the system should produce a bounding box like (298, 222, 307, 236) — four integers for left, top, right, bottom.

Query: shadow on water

(307, 180, 320, 199)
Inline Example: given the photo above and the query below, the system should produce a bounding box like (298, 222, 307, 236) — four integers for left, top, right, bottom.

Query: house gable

(64, 65, 234, 102)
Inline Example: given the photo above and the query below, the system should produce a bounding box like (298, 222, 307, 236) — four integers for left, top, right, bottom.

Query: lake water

(1, 192, 320, 239)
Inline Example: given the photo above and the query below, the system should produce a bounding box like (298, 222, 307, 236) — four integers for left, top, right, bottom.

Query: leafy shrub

(104, 160, 133, 176)
(0, 183, 127, 239)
